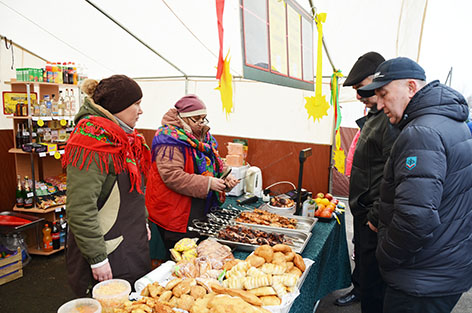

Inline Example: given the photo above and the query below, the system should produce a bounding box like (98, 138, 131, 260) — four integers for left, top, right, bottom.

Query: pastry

(272, 244, 292, 253)
(284, 251, 295, 262)
(261, 263, 286, 275)
(247, 266, 266, 277)
(223, 259, 241, 271)
(223, 276, 246, 289)
(293, 253, 306, 272)
(288, 266, 302, 278)
(244, 274, 272, 290)
(165, 278, 183, 290)
(158, 290, 173, 302)
(254, 245, 274, 263)
(247, 286, 277, 296)
(271, 281, 287, 298)
(172, 278, 195, 297)
(260, 295, 281, 306)
(246, 254, 266, 268)
(177, 294, 195, 311)
(285, 261, 294, 272)
(190, 285, 207, 299)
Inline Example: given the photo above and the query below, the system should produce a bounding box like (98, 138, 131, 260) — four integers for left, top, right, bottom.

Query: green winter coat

(66, 97, 150, 296)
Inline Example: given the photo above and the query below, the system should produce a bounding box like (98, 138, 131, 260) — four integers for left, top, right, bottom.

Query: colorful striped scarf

(152, 124, 225, 206)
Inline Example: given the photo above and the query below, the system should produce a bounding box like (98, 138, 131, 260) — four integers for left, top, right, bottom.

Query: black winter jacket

(349, 106, 399, 227)
(377, 80, 472, 296)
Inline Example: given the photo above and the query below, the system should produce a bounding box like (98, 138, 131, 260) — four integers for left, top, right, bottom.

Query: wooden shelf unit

(8, 80, 73, 256)
(27, 246, 64, 256)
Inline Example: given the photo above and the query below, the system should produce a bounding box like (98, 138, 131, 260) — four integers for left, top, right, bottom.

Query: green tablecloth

(225, 197, 351, 313)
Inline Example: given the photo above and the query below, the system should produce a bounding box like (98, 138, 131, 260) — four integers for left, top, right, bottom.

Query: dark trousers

(351, 215, 362, 297)
(358, 221, 385, 313)
(384, 285, 462, 313)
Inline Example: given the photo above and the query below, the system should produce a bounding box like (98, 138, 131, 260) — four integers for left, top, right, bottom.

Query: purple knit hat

(174, 95, 207, 118)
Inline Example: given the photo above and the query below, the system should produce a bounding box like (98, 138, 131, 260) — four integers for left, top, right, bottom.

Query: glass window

(243, 0, 269, 70)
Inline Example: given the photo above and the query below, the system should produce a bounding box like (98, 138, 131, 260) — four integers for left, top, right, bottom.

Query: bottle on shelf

(72, 62, 78, 85)
(15, 175, 24, 208)
(58, 214, 67, 247)
(69, 89, 76, 115)
(42, 223, 53, 252)
(23, 176, 34, 209)
(21, 124, 30, 146)
(51, 94, 59, 116)
(39, 99, 47, 117)
(58, 90, 65, 116)
(51, 222, 60, 250)
(62, 62, 69, 84)
(16, 123, 22, 149)
(57, 62, 63, 84)
(21, 100, 28, 116)
(33, 99, 40, 116)
(44, 94, 52, 117)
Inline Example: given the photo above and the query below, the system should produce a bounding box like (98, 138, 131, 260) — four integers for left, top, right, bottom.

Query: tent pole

(86, 0, 188, 78)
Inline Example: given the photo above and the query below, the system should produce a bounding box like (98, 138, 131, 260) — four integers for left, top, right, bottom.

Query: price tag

(55, 206, 62, 212)
(39, 152, 46, 157)
(54, 152, 61, 159)
(37, 119, 44, 127)
(60, 119, 67, 126)
(27, 192, 34, 198)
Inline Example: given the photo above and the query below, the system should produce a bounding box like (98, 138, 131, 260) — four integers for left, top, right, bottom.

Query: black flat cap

(343, 52, 385, 86)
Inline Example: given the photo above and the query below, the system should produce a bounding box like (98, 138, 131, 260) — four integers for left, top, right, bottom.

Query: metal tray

(210, 224, 311, 254)
(0, 211, 44, 234)
(232, 206, 317, 234)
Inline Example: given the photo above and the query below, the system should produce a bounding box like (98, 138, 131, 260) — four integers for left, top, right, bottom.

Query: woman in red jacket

(145, 95, 238, 259)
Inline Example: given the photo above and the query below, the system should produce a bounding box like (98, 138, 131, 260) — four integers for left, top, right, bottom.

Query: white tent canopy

(1, 0, 471, 135)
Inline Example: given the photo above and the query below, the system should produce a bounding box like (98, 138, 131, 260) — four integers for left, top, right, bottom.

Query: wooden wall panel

(138, 129, 331, 195)
(0, 129, 17, 212)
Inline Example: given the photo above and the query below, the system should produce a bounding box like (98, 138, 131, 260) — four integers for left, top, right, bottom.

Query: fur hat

(174, 95, 207, 117)
(81, 75, 142, 114)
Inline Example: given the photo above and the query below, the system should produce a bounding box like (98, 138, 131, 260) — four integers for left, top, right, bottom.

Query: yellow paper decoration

(215, 51, 234, 117)
(305, 12, 329, 122)
(333, 130, 346, 174)
(37, 119, 44, 127)
(304, 95, 330, 122)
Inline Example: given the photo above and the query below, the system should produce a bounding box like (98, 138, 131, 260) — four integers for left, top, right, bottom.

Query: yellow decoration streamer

(333, 129, 346, 174)
(215, 51, 233, 117)
(305, 12, 329, 122)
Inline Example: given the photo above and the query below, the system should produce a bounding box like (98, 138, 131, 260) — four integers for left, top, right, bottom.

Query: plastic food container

(92, 279, 131, 313)
(57, 298, 102, 313)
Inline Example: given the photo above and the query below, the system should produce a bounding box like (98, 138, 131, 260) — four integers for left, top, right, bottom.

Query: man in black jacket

(358, 57, 472, 313)
(335, 52, 398, 313)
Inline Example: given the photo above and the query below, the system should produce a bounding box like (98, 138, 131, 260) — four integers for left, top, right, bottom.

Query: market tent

(1, 0, 472, 198)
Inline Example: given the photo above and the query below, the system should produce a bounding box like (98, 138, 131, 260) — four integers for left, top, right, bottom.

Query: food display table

(224, 197, 352, 313)
(148, 196, 352, 312)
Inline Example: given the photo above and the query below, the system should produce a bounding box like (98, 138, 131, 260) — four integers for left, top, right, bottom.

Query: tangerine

(320, 210, 332, 218)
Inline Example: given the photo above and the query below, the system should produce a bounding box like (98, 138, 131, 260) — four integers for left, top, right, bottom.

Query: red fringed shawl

(63, 116, 151, 193)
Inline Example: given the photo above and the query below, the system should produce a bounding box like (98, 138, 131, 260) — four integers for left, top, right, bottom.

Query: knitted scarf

(152, 124, 225, 207)
(63, 116, 151, 194)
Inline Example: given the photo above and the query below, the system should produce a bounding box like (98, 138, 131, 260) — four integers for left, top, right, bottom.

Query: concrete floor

(0, 202, 471, 313)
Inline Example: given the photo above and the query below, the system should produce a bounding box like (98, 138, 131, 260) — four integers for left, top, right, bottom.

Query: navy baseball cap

(357, 57, 426, 98)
